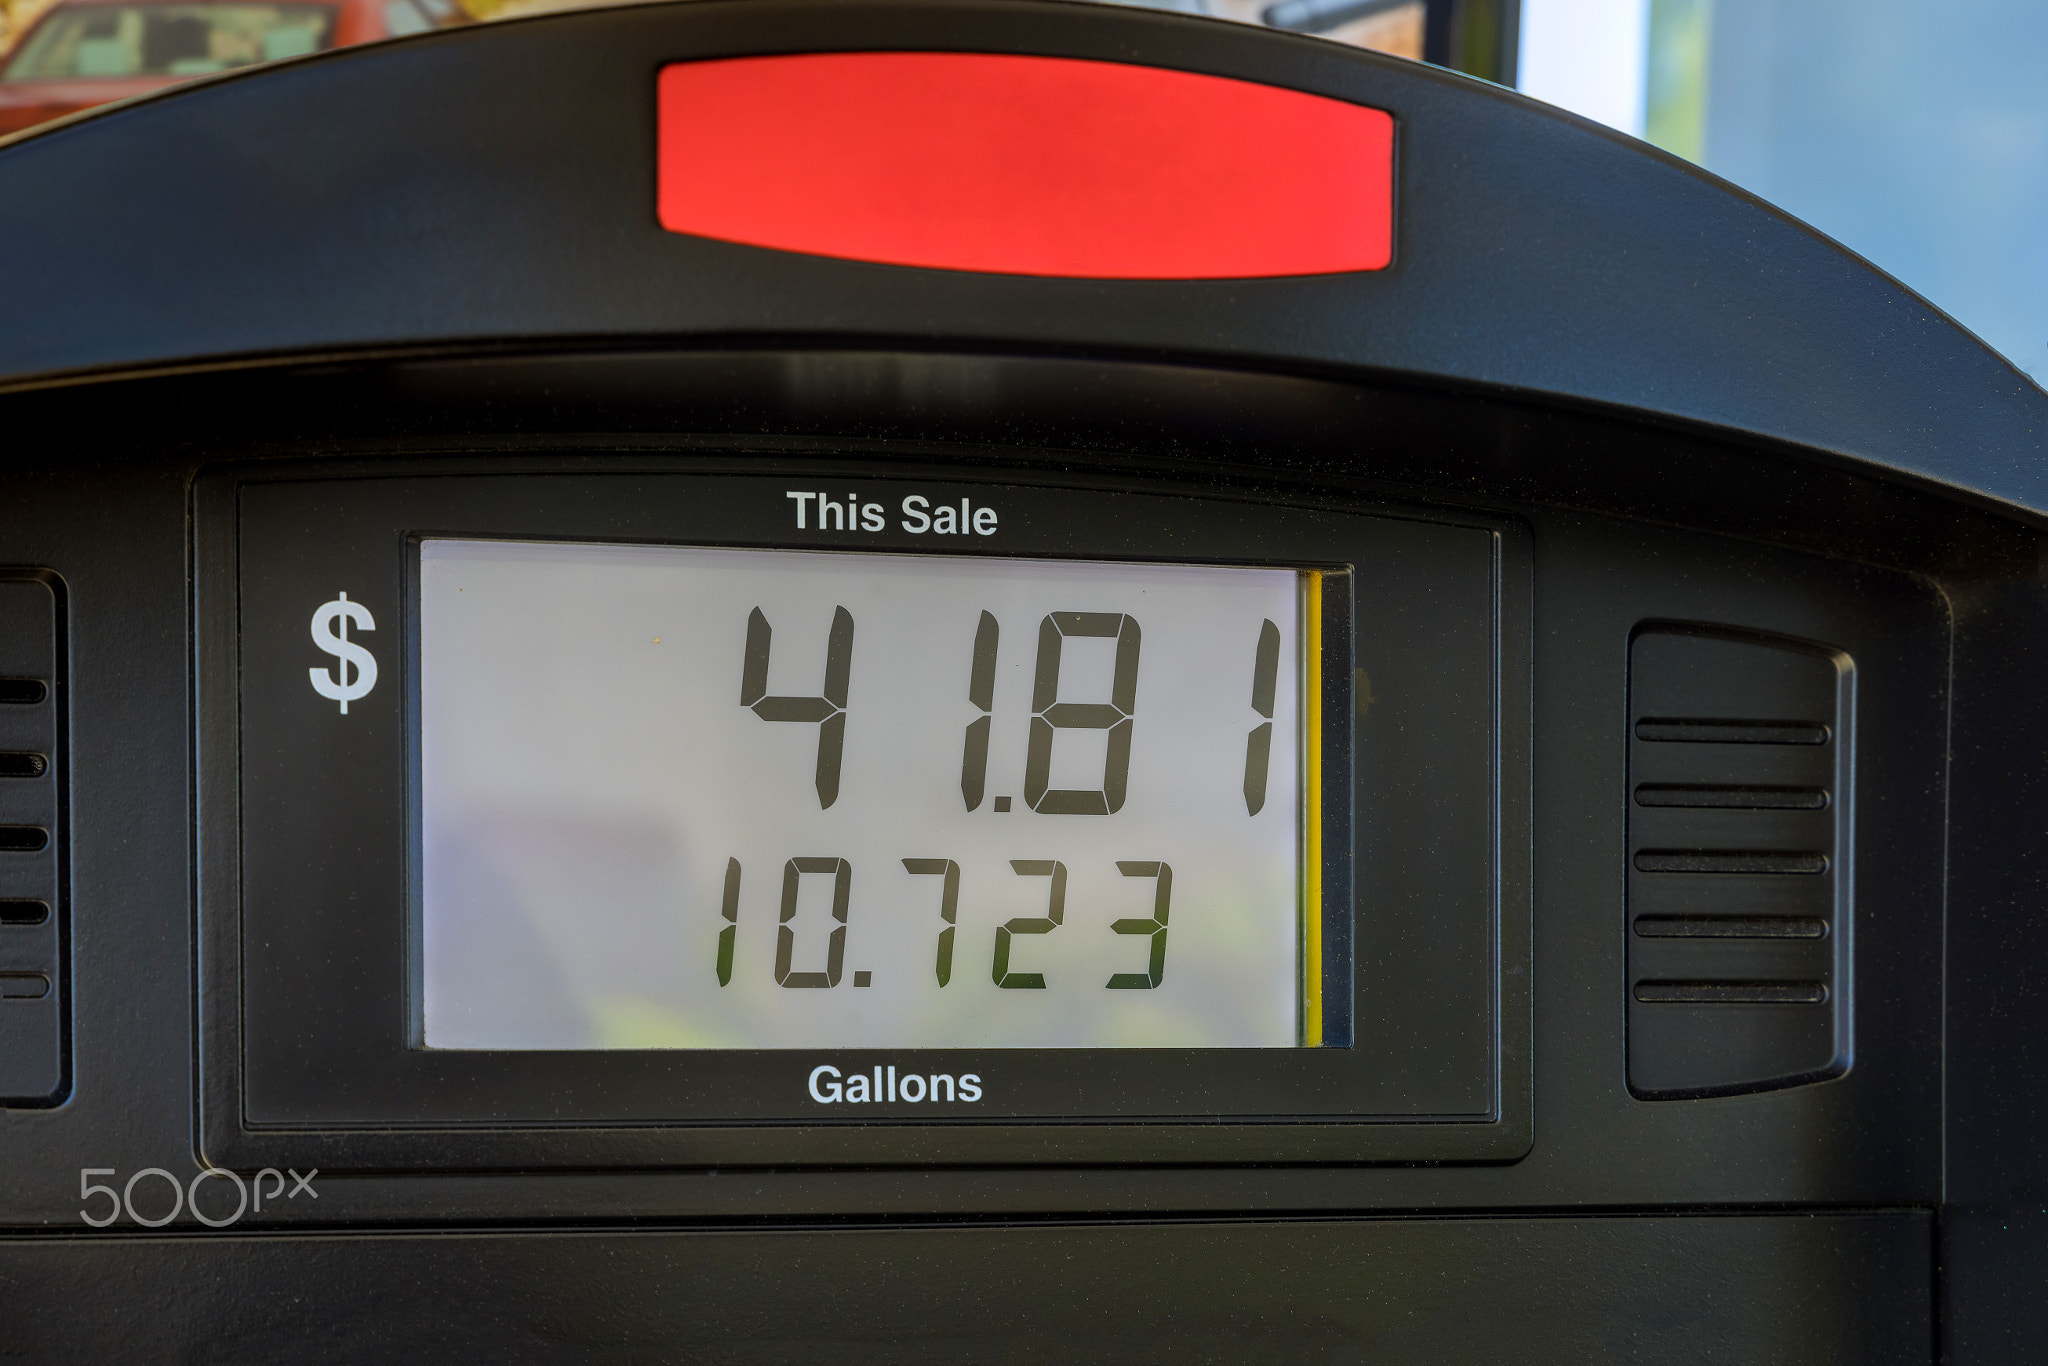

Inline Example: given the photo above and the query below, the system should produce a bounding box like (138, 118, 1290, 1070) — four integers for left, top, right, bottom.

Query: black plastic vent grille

(1627, 627, 1851, 1098)
(0, 577, 64, 1106)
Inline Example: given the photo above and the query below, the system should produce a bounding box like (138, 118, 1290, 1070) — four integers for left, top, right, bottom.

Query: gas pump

(1, 3, 2044, 1356)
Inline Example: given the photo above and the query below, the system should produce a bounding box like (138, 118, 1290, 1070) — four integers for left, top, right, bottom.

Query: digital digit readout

(418, 540, 1313, 1049)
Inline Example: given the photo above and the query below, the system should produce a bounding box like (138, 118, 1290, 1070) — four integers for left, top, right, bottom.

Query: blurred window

(4, 2, 334, 79)
(1519, 0, 1647, 133)
(1521, 0, 2048, 388)
(381, 0, 431, 34)
(1258, 0, 1425, 60)
(1697, 0, 2048, 387)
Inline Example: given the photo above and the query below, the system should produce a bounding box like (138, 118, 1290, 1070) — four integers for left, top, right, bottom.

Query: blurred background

(0, 0, 2042, 387)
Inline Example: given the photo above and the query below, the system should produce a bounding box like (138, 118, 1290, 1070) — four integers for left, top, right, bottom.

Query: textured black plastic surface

(0, 409, 1946, 1204)
(0, 1213, 1933, 1363)
(1944, 574, 2048, 1362)
(0, 384, 1957, 1354)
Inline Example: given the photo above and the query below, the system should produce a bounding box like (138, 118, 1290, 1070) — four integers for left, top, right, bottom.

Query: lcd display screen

(417, 539, 1315, 1050)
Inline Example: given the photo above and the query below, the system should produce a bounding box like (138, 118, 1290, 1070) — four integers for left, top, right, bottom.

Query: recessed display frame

(196, 462, 1530, 1170)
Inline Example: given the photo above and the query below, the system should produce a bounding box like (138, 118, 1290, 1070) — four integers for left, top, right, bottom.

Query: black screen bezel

(199, 462, 1528, 1169)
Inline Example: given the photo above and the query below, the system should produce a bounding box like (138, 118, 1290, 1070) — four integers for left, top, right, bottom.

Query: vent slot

(0, 678, 44, 705)
(1636, 718, 1828, 744)
(1634, 785, 1827, 810)
(0, 899, 49, 926)
(1628, 627, 1850, 1099)
(1634, 850, 1828, 875)
(0, 752, 47, 778)
(0, 974, 51, 1001)
(1634, 915, 1827, 940)
(1636, 981, 1829, 1005)
(0, 826, 48, 853)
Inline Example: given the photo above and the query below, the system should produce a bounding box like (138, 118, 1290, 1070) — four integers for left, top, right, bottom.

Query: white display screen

(418, 539, 1314, 1050)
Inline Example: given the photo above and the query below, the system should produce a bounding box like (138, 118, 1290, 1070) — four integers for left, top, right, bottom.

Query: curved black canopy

(1, 0, 2043, 516)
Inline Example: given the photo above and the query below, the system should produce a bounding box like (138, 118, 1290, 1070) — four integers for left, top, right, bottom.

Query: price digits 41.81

(720, 604, 1284, 993)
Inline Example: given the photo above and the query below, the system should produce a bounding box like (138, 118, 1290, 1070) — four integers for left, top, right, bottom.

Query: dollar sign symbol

(309, 592, 377, 714)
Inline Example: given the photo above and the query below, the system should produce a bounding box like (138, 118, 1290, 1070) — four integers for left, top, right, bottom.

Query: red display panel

(655, 52, 1395, 279)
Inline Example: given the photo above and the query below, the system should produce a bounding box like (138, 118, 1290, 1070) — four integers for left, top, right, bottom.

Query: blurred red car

(0, 0, 462, 135)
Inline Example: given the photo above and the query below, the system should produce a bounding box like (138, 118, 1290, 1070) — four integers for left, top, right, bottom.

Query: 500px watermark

(78, 1166, 317, 1228)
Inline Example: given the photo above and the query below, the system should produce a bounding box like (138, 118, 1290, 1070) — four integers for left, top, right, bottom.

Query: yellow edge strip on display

(1304, 570, 1324, 1048)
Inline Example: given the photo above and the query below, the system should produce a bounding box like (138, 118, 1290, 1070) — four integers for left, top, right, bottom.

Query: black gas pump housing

(2, 2, 2047, 1359)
